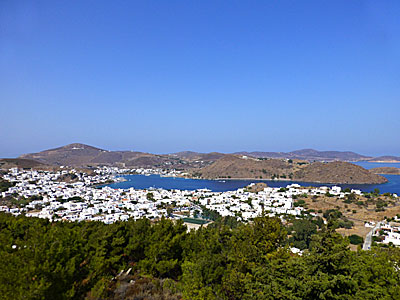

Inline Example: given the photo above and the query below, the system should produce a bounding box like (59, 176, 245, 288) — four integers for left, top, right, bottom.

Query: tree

(348, 234, 363, 245)
(167, 207, 173, 217)
(146, 192, 155, 201)
(288, 219, 317, 250)
(139, 218, 187, 279)
(2, 211, 400, 299)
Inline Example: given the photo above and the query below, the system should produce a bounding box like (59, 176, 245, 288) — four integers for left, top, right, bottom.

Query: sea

(104, 162, 400, 195)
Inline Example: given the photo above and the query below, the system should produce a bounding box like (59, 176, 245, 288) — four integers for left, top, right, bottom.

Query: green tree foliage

(348, 234, 364, 245)
(288, 219, 317, 250)
(0, 213, 400, 299)
(373, 188, 381, 195)
(0, 178, 14, 192)
(323, 209, 354, 229)
(139, 218, 187, 278)
(146, 192, 155, 201)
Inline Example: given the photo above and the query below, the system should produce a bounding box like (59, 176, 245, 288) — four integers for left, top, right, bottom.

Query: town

(1, 166, 400, 248)
(1, 167, 304, 223)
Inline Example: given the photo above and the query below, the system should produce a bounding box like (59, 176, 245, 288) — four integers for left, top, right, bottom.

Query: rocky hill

(189, 155, 301, 179)
(369, 167, 400, 175)
(168, 151, 225, 163)
(17, 143, 222, 169)
(367, 156, 400, 163)
(292, 161, 387, 184)
(191, 156, 387, 184)
(235, 149, 371, 162)
(0, 158, 48, 169)
(20, 143, 111, 166)
(19, 143, 170, 168)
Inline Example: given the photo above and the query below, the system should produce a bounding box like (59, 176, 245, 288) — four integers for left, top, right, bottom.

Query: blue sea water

(104, 161, 400, 195)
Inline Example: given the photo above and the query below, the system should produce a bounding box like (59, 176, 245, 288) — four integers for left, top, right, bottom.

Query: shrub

(348, 234, 363, 245)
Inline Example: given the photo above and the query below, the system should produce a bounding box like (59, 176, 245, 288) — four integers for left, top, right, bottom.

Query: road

(362, 222, 381, 250)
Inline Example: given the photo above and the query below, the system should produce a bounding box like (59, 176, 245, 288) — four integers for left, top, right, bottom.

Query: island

(370, 167, 400, 175)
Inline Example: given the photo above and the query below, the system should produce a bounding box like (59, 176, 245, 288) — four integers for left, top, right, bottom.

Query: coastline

(377, 173, 400, 176)
(185, 176, 293, 182)
(91, 176, 127, 188)
(368, 161, 400, 163)
(116, 174, 388, 186)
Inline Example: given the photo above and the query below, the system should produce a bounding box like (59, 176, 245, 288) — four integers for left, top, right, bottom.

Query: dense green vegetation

(0, 178, 14, 193)
(323, 209, 354, 229)
(1, 213, 400, 299)
(348, 234, 364, 245)
(287, 218, 318, 250)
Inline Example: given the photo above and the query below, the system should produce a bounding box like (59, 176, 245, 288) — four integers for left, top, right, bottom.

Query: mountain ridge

(234, 149, 372, 162)
(8, 143, 399, 172)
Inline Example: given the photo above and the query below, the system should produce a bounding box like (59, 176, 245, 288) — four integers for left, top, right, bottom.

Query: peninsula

(370, 167, 400, 175)
(189, 155, 387, 184)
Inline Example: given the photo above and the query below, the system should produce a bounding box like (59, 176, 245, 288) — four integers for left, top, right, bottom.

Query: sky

(1, 0, 399, 157)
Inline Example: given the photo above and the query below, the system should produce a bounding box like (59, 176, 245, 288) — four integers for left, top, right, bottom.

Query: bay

(104, 163, 400, 195)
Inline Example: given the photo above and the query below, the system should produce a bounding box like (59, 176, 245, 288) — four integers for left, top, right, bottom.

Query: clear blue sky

(1, 0, 399, 157)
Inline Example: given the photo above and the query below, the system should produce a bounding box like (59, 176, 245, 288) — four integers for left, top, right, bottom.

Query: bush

(348, 234, 364, 245)
(0, 179, 15, 192)
(294, 200, 306, 207)
(347, 193, 357, 201)
(338, 219, 354, 229)
(373, 188, 381, 195)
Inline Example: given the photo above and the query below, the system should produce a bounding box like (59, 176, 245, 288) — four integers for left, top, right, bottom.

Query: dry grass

(301, 193, 400, 239)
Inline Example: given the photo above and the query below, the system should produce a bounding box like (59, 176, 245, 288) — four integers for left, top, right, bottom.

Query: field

(298, 191, 400, 240)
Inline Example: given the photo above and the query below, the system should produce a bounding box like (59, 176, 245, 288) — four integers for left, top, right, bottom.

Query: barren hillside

(292, 161, 387, 184)
(191, 156, 387, 184)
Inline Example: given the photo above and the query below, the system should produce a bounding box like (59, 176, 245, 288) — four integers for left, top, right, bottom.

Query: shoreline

(114, 173, 387, 186)
(364, 161, 400, 163)
(91, 176, 127, 188)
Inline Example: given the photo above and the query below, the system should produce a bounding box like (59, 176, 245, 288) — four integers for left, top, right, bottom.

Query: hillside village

(1, 166, 400, 248)
(1, 167, 304, 223)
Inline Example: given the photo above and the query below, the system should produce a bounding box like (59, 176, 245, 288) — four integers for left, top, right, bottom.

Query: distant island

(370, 167, 400, 175)
(367, 156, 400, 163)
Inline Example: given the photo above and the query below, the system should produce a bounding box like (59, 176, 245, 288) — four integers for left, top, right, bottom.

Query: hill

(234, 151, 287, 159)
(235, 149, 371, 162)
(19, 143, 168, 168)
(0, 158, 48, 169)
(191, 156, 387, 184)
(370, 167, 400, 175)
(20, 143, 110, 166)
(292, 161, 387, 184)
(367, 156, 400, 163)
(12, 144, 397, 177)
(189, 155, 300, 179)
(169, 151, 225, 162)
(290, 149, 370, 161)
(17, 143, 223, 169)
(169, 151, 202, 160)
